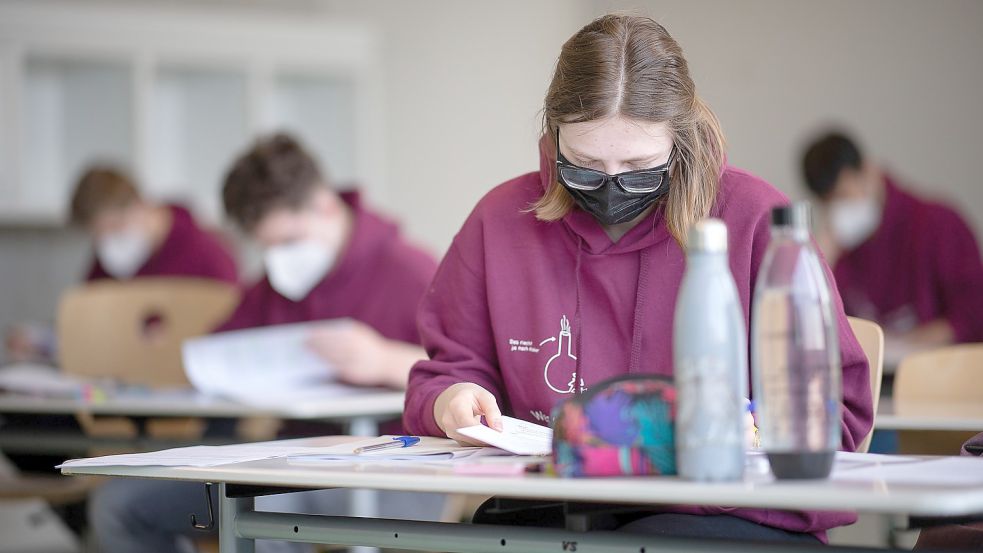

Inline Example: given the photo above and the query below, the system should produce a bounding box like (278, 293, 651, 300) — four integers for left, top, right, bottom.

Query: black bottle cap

(771, 202, 812, 230)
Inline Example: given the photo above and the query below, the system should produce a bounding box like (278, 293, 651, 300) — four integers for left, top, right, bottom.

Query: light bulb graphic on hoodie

(543, 315, 582, 394)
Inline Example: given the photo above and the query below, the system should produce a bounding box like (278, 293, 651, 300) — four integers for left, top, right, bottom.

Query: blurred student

(89, 133, 442, 553)
(73, 166, 238, 283)
(213, 134, 433, 381)
(405, 14, 871, 544)
(4, 166, 238, 362)
(803, 132, 983, 365)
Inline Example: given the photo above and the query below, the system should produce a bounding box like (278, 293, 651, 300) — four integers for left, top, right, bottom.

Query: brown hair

(222, 133, 326, 232)
(534, 14, 726, 245)
(69, 166, 141, 226)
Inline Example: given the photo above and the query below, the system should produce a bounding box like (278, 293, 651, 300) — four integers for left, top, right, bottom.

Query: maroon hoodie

(86, 204, 238, 284)
(214, 191, 436, 346)
(405, 140, 873, 538)
(833, 176, 983, 343)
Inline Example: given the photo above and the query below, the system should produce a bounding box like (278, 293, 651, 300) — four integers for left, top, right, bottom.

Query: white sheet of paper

(182, 320, 349, 401)
(457, 416, 553, 456)
(58, 437, 503, 469)
(832, 454, 983, 486)
(58, 442, 342, 469)
(0, 363, 87, 398)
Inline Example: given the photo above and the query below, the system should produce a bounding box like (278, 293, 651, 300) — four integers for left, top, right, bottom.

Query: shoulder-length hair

(533, 14, 726, 246)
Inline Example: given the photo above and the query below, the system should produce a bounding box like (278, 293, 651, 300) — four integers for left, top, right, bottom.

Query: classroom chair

(57, 277, 240, 440)
(847, 316, 885, 454)
(58, 277, 239, 388)
(893, 343, 983, 454)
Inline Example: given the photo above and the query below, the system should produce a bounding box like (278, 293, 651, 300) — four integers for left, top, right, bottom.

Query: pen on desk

(353, 436, 420, 454)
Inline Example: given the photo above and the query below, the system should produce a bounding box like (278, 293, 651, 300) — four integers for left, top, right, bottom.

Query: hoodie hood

(537, 134, 673, 256)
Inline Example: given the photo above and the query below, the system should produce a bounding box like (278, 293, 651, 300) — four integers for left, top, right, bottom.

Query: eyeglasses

(555, 128, 675, 194)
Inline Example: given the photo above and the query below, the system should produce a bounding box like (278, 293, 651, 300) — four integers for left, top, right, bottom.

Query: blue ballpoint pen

(353, 436, 421, 455)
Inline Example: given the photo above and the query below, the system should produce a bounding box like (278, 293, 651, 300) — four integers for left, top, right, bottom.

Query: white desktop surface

(875, 398, 983, 432)
(0, 390, 405, 420)
(61, 436, 983, 518)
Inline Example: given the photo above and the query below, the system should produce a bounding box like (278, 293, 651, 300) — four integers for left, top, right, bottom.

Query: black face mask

(555, 129, 674, 226)
(561, 181, 670, 226)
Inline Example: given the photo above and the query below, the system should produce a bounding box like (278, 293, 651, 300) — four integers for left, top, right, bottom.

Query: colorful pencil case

(551, 375, 677, 477)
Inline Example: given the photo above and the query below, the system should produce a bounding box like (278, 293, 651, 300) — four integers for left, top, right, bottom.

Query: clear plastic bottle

(751, 203, 842, 480)
(674, 218, 746, 481)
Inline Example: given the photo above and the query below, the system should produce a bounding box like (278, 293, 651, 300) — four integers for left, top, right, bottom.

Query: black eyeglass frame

(555, 128, 676, 194)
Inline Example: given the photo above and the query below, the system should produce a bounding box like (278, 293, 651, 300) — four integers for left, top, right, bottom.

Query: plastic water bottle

(674, 218, 747, 481)
(751, 203, 842, 479)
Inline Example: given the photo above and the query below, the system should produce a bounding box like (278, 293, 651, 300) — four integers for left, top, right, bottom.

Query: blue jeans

(89, 478, 447, 553)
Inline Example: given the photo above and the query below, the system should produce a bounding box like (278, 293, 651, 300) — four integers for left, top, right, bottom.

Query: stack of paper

(287, 437, 506, 464)
(57, 436, 501, 469)
(58, 443, 335, 469)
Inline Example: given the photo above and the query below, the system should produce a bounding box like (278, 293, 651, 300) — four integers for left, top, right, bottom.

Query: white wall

(315, 0, 592, 254)
(592, 0, 983, 234)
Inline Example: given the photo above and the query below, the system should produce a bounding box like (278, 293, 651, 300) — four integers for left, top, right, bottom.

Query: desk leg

(348, 416, 379, 517)
(348, 416, 379, 553)
(220, 483, 255, 553)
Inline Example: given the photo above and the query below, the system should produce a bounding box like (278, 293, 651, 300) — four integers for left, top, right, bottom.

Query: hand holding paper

(433, 382, 504, 445)
(306, 320, 421, 389)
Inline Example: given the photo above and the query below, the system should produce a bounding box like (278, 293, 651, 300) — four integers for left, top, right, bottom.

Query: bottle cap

(771, 202, 812, 231)
(688, 218, 728, 253)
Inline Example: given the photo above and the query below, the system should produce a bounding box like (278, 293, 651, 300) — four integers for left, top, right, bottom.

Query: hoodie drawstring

(629, 248, 651, 373)
(573, 236, 584, 395)
(572, 236, 652, 388)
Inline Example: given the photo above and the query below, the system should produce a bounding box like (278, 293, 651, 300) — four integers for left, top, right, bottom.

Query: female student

(404, 14, 873, 543)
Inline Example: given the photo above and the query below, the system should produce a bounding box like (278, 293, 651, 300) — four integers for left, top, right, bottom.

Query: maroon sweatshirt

(833, 176, 983, 343)
(405, 138, 873, 538)
(86, 204, 238, 284)
(214, 191, 436, 346)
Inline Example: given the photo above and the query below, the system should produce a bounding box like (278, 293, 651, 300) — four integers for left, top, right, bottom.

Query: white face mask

(96, 228, 153, 279)
(264, 239, 336, 302)
(828, 198, 881, 251)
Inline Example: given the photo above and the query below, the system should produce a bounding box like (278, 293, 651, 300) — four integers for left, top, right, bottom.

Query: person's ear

(308, 186, 340, 217)
(859, 162, 884, 198)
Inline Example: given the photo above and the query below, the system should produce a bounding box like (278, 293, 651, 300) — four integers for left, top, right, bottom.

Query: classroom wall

(0, 228, 89, 334)
(313, 0, 592, 253)
(1, 0, 981, 341)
